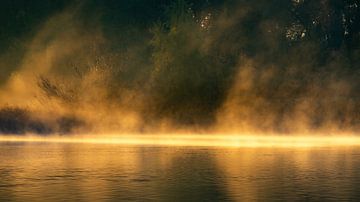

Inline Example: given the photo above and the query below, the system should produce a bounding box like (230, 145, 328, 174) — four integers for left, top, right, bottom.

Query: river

(1, 142, 360, 201)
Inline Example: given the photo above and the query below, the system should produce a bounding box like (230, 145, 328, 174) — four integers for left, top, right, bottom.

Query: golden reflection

(0, 134, 360, 148)
(214, 147, 357, 201)
(1, 138, 359, 201)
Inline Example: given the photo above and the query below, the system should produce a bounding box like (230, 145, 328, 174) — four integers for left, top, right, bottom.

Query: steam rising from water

(0, 1, 359, 135)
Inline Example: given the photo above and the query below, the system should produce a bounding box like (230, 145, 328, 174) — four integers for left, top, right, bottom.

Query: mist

(0, 0, 359, 135)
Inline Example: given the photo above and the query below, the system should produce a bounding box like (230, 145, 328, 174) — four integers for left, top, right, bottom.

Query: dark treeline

(0, 0, 359, 134)
(0, 107, 83, 134)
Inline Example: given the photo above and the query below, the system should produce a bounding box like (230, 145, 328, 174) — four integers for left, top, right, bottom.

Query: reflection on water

(1, 142, 360, 201)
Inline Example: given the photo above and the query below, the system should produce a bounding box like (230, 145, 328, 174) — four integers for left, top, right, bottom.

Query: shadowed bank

(0, 0, 359, 135)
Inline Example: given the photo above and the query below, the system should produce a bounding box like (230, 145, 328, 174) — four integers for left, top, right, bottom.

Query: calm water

(1, 142, 360, 201)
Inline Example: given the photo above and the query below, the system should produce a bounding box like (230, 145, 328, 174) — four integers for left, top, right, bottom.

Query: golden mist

(1, 134, 360, 148)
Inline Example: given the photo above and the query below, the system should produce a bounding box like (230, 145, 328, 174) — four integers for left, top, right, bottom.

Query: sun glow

(0, 134, 360, 148)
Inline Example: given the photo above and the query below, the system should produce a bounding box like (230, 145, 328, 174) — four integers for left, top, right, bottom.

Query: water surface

(1, 142, 360, 201)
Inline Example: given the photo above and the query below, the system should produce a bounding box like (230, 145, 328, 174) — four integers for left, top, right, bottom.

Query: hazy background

(0, 0, 359, 135)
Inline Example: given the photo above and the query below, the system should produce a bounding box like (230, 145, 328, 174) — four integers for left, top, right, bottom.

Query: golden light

(0, 134, 360, 148)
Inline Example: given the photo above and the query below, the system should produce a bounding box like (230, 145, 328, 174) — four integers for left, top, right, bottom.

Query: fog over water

(0, 0, 359, 135)
(1, 2, 360, 201)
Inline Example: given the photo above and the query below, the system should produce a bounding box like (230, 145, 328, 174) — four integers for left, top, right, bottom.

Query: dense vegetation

(0, 0, 359, 134)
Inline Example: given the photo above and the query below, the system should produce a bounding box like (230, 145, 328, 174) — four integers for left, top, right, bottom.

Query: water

(1, 142, 360, 201)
